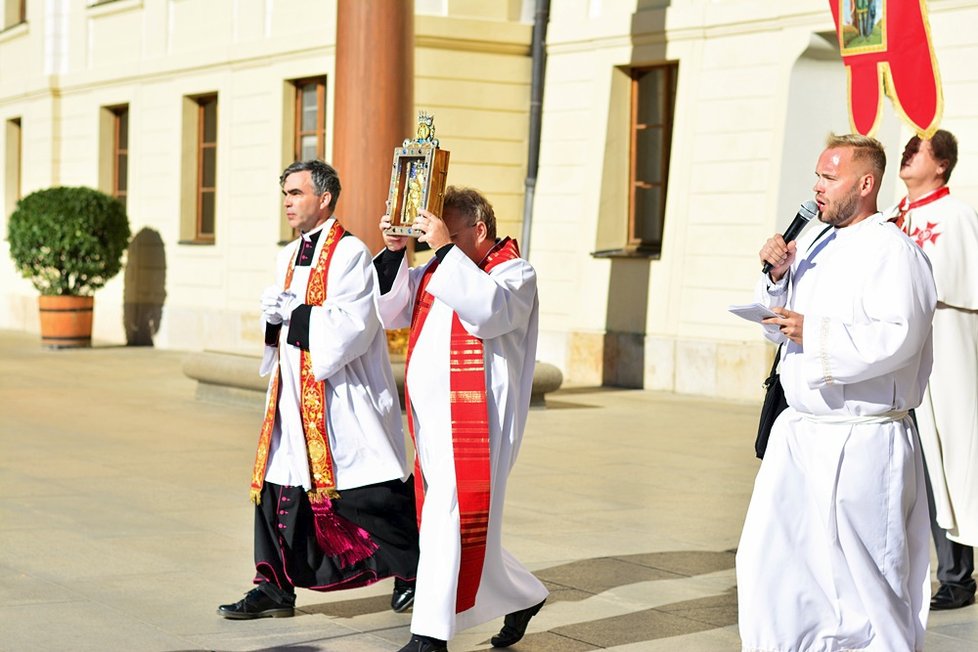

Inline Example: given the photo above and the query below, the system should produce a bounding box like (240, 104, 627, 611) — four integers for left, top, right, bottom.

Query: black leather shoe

(396, 634, 448, 652)
(391, 578, 416, 613)
(931, 583, 976, 610)
(490, 598, 546, 648)
(217, 586, 295, 619)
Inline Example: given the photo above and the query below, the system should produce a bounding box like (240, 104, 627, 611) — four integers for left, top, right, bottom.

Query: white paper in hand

(728, 303, 780, 323)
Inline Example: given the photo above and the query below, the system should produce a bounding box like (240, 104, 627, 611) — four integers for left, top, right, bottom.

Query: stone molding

(183, 351, 563, 409)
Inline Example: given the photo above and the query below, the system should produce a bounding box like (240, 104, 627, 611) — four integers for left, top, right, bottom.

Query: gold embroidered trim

(249, 223, 344, 505)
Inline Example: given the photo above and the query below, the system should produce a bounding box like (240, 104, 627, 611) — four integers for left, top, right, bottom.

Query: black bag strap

(763, 342, 784, 388)
(809, 224, 833, 250)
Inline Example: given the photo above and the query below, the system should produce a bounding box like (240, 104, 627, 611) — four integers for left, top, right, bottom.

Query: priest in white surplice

(218, 160, 419, 621)
(738, 134, 937, 651)
(887, 129, 978, 611)
(375, 187, 549, 652)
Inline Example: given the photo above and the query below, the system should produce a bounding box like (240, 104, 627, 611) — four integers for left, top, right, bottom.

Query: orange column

(333, 0, 414, 255)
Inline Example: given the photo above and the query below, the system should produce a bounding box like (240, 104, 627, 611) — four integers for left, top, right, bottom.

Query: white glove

(276, 291, 300, 325)
(262, 290, 300, 326)
(261, 286, 285, 325)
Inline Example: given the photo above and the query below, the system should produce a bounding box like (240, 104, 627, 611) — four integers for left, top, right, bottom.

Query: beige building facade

(529, 0, 978, 400)
(0, 0, 533, 352)
(2, 0, 977, 401)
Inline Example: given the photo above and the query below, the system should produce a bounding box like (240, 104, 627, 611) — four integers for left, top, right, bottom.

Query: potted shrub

(7, 186, 131, 348)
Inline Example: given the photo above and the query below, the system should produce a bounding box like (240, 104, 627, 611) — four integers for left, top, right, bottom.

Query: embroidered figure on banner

(842, 0, 885, 52)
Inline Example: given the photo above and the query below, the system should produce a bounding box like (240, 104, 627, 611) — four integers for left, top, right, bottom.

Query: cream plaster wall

(414, 14, 532, 244)
(0, 1, 532, 355)
(531, 0, 978, 400)
(2, 0, 340, 352)
(6, 0, 978, 402)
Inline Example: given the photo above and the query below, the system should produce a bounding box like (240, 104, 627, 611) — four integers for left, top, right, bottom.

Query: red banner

(828, 1, 942, 138)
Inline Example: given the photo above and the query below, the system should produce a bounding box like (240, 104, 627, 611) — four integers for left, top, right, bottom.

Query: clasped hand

(261, 286, 299, 326)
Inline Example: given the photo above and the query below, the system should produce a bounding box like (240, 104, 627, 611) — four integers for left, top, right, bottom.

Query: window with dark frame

(6, 117, 22, 209)
(629, 63, 677, 254)
(12, 117, 21, 199)
(278, 77, 327, 242)
(294, 77, 326, 162)
(196, 95, 218, 241)
(2, 0, 25, 28)
(111, 105, 129, 210)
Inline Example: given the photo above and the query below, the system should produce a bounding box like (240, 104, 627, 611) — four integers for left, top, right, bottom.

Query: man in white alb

(738, 134, 937, 651)
(375, 187, 549, 652)
(217, 160, 419, 620)
(888, 129, 978, 611)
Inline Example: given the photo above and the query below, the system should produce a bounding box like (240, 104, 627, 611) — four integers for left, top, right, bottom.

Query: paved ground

(0, 328, 976, 651)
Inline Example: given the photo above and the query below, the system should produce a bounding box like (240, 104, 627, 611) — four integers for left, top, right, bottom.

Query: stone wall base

(183, 351, 564, 409)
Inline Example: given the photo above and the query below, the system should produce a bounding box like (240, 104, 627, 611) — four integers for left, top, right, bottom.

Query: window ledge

(178, 239, 215, 246)
(591, 246, 661, 260)
(87, 0, 143, 19)
(0, 21, 28, 43)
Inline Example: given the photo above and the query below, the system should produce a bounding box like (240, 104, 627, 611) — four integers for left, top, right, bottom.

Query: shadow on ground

(297, 550, 738, 650)
(170, 647, 321, 652)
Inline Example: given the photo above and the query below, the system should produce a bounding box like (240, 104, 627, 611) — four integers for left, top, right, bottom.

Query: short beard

(820, 183, 860, 227)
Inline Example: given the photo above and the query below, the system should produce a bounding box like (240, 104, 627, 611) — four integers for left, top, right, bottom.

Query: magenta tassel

(310, 499, 378, 568)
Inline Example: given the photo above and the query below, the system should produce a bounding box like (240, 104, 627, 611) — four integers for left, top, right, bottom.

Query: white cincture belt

(799, 410, 909, 425)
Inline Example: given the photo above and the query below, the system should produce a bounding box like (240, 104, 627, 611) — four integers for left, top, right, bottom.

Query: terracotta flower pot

(38, 296, 94, 348)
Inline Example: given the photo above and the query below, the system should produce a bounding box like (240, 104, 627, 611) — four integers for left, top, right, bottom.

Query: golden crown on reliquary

(385, 111, 451, 238)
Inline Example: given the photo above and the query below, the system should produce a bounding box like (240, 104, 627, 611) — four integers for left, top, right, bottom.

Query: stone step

(183, 351, 563, 409)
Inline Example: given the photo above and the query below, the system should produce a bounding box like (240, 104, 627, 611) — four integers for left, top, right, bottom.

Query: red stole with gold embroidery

(404, 237, 521, 613)
(250, 222, 378, 567)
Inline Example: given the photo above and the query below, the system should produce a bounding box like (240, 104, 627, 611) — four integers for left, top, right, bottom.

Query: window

(4, 117, 21, 219)
(2, 0, 26, 29)
(111, 106, 129, 209)
(99, 105, 129, 210)
(628, 64, 677, 254)
(278, 77, 326, 242)
(196, 95, 217, 241)
(179, 93, 219, 243)
(293, 77, 326, 161)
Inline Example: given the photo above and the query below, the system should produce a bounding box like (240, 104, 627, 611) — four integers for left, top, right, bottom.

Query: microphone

(762, 200, 819, 274)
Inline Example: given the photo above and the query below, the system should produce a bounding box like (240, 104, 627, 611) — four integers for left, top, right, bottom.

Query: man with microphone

(736, 134, 937, 651)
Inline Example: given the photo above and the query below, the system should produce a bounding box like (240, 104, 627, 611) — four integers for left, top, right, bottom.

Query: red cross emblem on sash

(910, 221, 941, 248)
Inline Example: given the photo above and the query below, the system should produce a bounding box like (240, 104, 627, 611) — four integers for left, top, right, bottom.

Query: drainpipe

(520, 0, 550, 260)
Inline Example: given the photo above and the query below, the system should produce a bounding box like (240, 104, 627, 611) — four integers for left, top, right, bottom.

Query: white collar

(300, 218, 332, 241)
